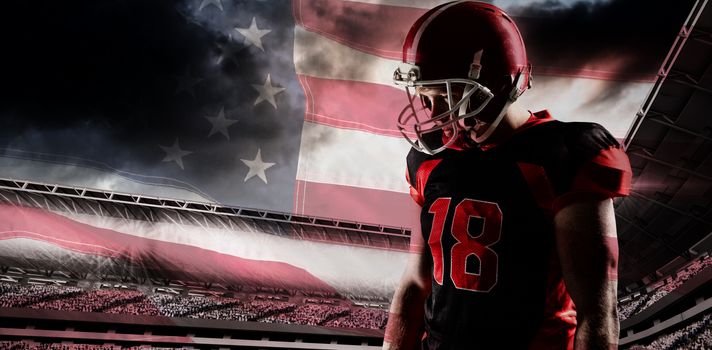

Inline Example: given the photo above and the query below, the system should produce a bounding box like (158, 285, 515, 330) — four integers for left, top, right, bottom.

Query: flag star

(234, 17, 271, 51)
(199, 0, 223, 11)
(175, 67, 202, 98)
(160, 139, 193, 170)
(240, 149, 275, 184)
(252, 74, 285, 109)
(205, 107, 237, 140)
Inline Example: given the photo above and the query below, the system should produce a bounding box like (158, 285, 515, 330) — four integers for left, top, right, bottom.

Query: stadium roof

(617, 0, 712, 290)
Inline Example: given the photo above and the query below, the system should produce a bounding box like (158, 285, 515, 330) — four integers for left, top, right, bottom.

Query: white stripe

(294, 26, 404, 88)
(0, 238, 122, 271)
(296, 121, 411, 193)
(33, 210, 408, 297)
(291, 76, 647, 195)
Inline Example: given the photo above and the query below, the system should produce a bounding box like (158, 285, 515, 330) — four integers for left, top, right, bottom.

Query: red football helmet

(393, 1, 532, 154)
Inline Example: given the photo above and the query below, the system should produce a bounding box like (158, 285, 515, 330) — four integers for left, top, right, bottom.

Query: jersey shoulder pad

(560, 122, 621, 161)
(406, 147, 432, 188)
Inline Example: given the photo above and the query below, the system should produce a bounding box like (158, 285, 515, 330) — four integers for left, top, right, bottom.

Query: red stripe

(571, 147, 632, 196)
(293, 180, 418, 229)
(413, 159, 442, 207)
(590, 146, 633, 174)
(293, 0, 423, 61)
(0, 204, 336, 293)
(300, 75, 410, 137)
(552, 146, 632, 213)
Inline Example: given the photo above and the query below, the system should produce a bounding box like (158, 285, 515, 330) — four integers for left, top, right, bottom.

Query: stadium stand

(636, 256, 712, 314)
(618, 255, 712, 321)
(0, 284, 83, 308)
(0, 281, 387, 330)
(618, 294, 652, 321)
(324, 307, 389, 329)
(630, 312, 711, 349)
(619, 254, 712, 348)
(262, 304, 350, 326)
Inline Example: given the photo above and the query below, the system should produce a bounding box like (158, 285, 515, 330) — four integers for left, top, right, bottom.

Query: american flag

(0, 0, 693, 229)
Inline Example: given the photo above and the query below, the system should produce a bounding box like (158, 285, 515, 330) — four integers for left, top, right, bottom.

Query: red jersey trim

(408, 158, 443, 207)
(553, 146, 632, 214)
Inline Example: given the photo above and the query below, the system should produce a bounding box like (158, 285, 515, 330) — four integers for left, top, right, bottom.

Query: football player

(383, 1, 632, 349)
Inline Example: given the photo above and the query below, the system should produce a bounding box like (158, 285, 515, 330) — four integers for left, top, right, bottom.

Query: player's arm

(383, 214, 431, 350)
(554, 196, 619, 349)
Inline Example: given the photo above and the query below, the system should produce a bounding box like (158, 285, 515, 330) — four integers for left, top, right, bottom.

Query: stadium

(1, 0, 711, 349)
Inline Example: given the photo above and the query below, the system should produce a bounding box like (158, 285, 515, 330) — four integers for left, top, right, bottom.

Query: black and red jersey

(405, 110, 632, 349)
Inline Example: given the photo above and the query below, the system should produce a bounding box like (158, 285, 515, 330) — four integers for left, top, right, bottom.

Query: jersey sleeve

(406, 148, 443, 207)
(552, 123, 632, 213)
(405, 149, 422, 206)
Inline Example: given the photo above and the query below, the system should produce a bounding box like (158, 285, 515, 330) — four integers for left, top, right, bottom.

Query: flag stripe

(293, 0, 425, 60)
(296, 121, 410, 193)
(298, 74, 649, 141)
(294, 20, 652, 138)
(1, 201, 409, 296)
(290, 0, 655, 227)
(300, 75, 409, 137)
(293, 26, 402, 87)
(294, 180, 418, 229)
(294, 0, 657, 82)
(0, 204, 336, 292)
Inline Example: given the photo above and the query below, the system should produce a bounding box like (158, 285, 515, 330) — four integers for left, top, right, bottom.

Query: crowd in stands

(0, 282, 387, 330)
(189, 300, 296, 322)
(148, 294, 241, 318)
(28, 290, 145, 313)
(263, 304, 350, 326)
(618, 293, 652, 320)
(618, 255, 711, 320)
(0, 283, 82, 308)
(324, 307, 388, 329)
(103, 297, 161, 316)
(629, 312, 711, 349)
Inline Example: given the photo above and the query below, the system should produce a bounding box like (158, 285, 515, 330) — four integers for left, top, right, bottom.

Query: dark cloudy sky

(0, 0, 696, 210)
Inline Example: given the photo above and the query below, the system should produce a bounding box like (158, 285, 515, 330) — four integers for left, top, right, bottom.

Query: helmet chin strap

(473, 100, 511, 144)
(470, 69, 526, 144)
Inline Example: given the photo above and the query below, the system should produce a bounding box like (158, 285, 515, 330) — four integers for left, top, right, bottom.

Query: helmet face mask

(394, 1, 531, 155)
(394, 65, 494, 155)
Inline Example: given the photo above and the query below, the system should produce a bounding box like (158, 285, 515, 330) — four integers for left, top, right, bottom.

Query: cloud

(0, 0, 305, 211)
(508, 0, 695, 80)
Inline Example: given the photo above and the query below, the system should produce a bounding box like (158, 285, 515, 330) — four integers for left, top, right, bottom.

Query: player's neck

(478, 103, 531, 147)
